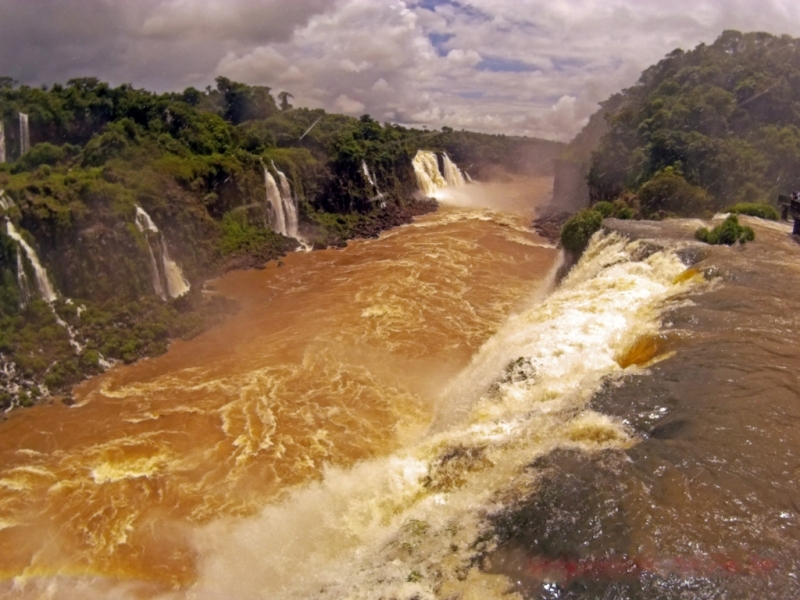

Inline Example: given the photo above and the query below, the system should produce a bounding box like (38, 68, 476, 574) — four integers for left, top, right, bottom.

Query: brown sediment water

(5, 196, 797, 600)
(0, 178, 558, 595)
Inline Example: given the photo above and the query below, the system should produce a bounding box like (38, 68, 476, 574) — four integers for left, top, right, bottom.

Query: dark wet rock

(532, 210, 572, 245)
(349, 198, 438, 241)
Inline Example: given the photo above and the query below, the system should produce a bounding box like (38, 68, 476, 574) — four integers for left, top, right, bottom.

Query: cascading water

(6, 221, 57, 302)
(362, 160, 384, 200)
(263, 167, 287, 236)
(15, 251, 31, 309)
(134, 206, 191, 299)
(19, 113, 30, 156)
(0, 122, 6, 164)
(189, 231, 704, 599)
(362, 160, 376, 188)
(412, 150, 468, 198)
(6, 220, 84, 352)
(0, 189, 9, 211)
(442, 152, 466, 187)
(412, 150, 446, 197)
(271, 161, 300, 239)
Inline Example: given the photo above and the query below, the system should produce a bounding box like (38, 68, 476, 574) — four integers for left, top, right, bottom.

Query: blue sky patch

(478, 56, 539, 73)
(428, 33, 455, 57)
(551, 56, 587, 71)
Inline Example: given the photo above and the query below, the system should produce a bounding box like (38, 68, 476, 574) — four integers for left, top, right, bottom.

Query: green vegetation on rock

(724, 202, 779, 220)
(560, 209, 604, 253)
(695, 214, 755, 245)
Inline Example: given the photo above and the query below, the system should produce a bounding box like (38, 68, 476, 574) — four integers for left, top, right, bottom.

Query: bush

(695, 215, 755, 245)
(560, 209, 603, 253)
(591, 200, 634, 219)
(592, 201, 616, 217)
(14, 142, 76, 171)
(638, 168, 711, 217)
(724, 202, 779, 220)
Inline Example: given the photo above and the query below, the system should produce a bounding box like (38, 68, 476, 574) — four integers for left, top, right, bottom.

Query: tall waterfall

(264, 163, 300, 239)
(362, 161, 384, 200)
(442, 152, 466, 187)
(6, 221, 57, 302)
(362, 160, 376, 189)
(134, 206, 191, 299)
(412, 150, 469, 197)
(15, 251, 31, 309)
(412, 150, 447, 197)
(271, 161, 299, 239)
(19, 113, 30, 156)
(263, 168, 287, 236)
(0, 122, 6, 163)
(5, 220, 84, 352)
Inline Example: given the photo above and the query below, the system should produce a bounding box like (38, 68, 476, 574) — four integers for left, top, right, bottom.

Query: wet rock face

(532, 211, 572, 245)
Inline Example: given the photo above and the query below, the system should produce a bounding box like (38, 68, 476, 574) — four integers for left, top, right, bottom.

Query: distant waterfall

(271, 161, 299, 239)
(263, 168, 286, 236)
(5, 221, 84, 352)
(264, 163, 301, 239)
(0, 122, 6, 163)
(442, 153, 467, 187)
(134, 206, 191, 299)
(6, 221, 57, 302)
(362, 160, 376, 188)
(413, 150, 469, 197)
(362, 161, 384, 200)
(412, 150, 447, 197)
(15, 252, 31, 309)
(19, 113, 29, 156)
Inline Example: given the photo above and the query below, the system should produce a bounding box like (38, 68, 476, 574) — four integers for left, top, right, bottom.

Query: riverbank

(0, 196, 440, 411)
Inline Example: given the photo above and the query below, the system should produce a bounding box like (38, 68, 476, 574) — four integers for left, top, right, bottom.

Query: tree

(215, 77, 278, 124)
(278, 91, 294, 111)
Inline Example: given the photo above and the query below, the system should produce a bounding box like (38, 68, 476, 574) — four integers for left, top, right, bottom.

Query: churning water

(1, 190, 798, 599)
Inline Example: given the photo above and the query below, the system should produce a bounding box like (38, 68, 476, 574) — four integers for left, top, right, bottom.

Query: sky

(1, 0, 800, 141)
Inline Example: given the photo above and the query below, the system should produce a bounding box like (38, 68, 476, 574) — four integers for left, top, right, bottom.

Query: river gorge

(1, 177, 799, 599)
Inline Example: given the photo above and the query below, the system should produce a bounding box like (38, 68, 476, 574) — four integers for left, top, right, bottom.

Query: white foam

(182, 231, 703, 600)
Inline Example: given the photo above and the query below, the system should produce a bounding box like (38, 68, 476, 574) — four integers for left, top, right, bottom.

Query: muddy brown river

(1, 184, 799, 599)
(0, 179, 558, 597)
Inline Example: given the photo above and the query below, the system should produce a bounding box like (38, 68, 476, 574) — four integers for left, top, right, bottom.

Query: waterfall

(134, 206, 190, 299)
(362, 161, 376, 187)
(442, 152, 467, 187)
(413, 150, 470, 197)
(412, 150, 447, 197)
(6, 221, 57, 302)
(0, 190, 9, 212)
(5, 220, 84, 352)
(0, 122, 6, 163)
(15, 251, 31, 309)
(271, 161, 299, 239)
(362, 161, 384, 200)
(19, 113, 30, 156)
(263, 168, 286, 236)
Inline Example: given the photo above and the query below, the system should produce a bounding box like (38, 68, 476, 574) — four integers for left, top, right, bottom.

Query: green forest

(556, 30, 800, 252)
(587, 30, 800, 217)
(0, 76, 561, 407)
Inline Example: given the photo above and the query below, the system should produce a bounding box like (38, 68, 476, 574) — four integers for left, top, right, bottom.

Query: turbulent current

(1, 182, 799, 599)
